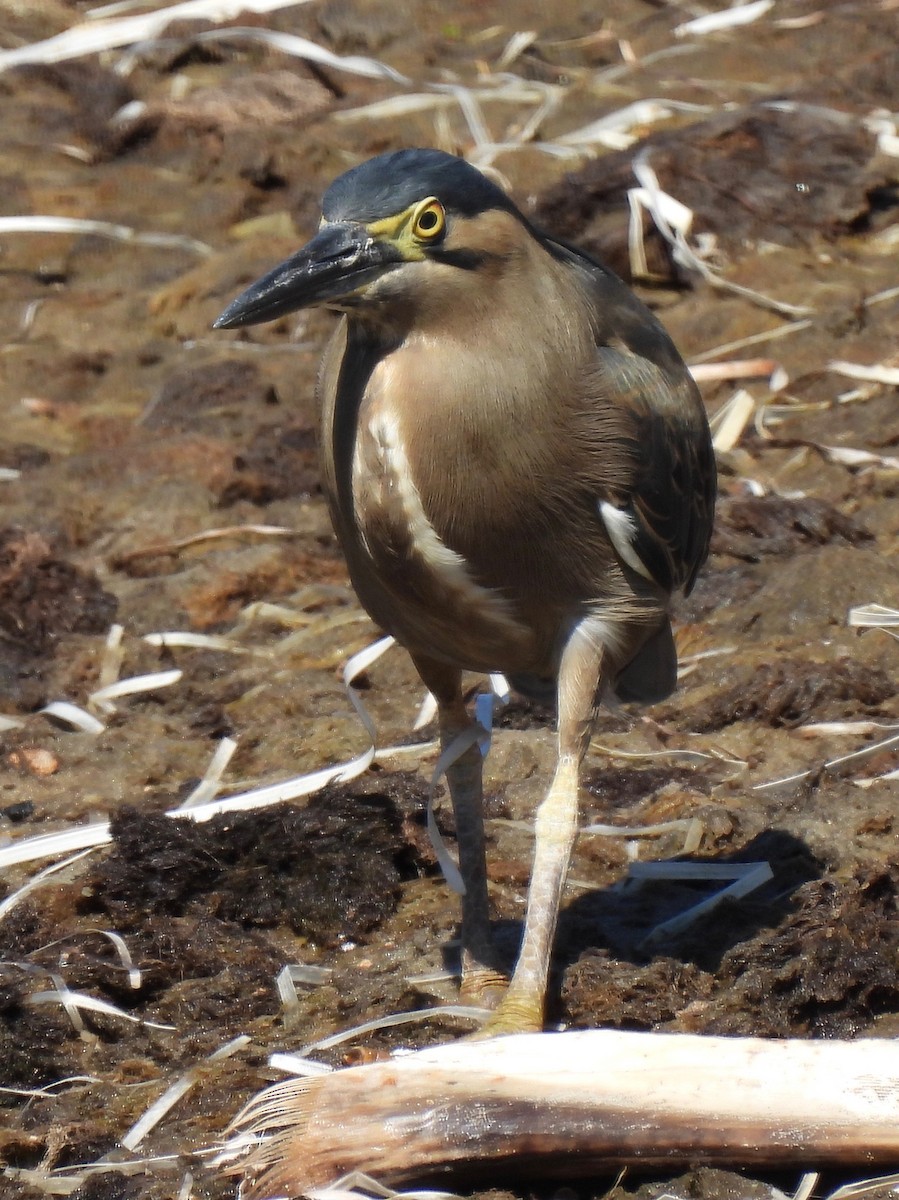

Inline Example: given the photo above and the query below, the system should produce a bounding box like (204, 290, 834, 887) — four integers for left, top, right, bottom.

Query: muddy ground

(0, 0, 897, 1198)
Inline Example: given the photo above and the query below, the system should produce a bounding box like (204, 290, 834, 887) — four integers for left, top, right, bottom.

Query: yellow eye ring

(411, 199, 445, 240)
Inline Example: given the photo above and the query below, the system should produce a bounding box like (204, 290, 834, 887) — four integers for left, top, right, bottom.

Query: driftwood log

(224, 1029, 899, 1196)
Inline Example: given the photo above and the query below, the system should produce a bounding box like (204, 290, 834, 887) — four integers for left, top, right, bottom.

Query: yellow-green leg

(412, 654, 507, 1007)
(477, 625, 606, 1035)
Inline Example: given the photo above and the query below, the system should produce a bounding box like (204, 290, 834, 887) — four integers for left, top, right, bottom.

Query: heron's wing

(547, 235, 716, 596)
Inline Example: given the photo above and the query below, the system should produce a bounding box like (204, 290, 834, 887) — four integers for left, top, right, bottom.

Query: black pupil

(418, 209, 439, 231)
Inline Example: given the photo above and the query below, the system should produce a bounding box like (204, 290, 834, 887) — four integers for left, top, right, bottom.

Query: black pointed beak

(213, 222, 404, 329)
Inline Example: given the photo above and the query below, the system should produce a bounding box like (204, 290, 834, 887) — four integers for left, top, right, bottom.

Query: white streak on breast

(362, 410, 527, 640)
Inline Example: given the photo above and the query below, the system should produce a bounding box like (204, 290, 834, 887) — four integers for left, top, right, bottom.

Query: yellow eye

(412, 200, 445, 240)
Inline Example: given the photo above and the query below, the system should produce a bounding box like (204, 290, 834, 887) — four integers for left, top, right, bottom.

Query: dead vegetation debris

(88, 789, 425, 945)
(69, 1171, 144, 1200)
(711, 495, 871, 562)
(562, 865, 897, 1040)
(316, 0, 407, 55)
(677, 562, 764, 622)
(0, 528, 118, 660)
(559, 830, 820, 975)
(709, 867, 899, 1038)
(175, 545, 347, 628)
(534, 102, 896, 283)
(561, 953, 714, 1031)
(140, 360, 277, 432)
(14, 61, 135, 156)
(0, 444, 52, 473)
(685, 658, 895, 731)
(0, 979, 75, 1095)
(607, 1167, 808, 1200)
(582, 765, 712, 814)
(493, 695, 556, 730)
(156, 70, 332, 134)
(217, 423, 320, 507)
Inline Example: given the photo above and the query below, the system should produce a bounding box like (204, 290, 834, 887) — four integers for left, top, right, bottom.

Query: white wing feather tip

(598, 501, 654, 581)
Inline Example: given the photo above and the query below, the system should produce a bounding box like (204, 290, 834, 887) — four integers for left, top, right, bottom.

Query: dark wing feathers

(631, 388, 716, 595)
(549, 235, 716, 596)
(608, 347, 715, 595)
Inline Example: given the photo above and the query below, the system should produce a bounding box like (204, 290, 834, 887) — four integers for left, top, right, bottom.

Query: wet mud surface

(1, 1, 898, 1198)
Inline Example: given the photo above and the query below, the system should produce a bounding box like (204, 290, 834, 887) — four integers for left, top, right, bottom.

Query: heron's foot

(466, 990, 544, 1039)
(460, 967, 508, 1012)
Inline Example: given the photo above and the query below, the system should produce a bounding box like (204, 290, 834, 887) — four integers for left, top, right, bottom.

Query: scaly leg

(411, 654, 507, 1007)
(478, 623, 606, 1035)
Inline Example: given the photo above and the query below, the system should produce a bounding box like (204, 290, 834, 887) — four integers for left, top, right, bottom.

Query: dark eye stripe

(429, 246, 485, 270)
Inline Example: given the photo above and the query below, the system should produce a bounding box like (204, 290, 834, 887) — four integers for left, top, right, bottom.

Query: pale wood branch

(222, 1029, 899, 1196)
